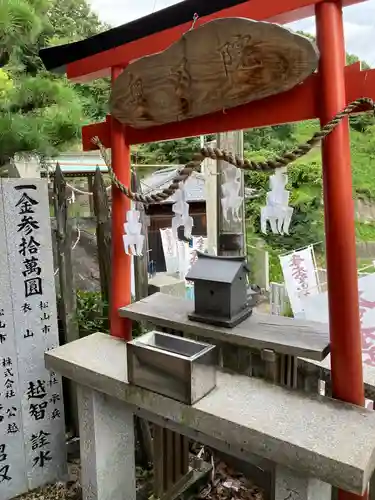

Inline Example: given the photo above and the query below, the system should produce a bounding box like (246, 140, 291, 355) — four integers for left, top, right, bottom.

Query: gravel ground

(13, 461, 81, 500)
(12, 458, 264, 500)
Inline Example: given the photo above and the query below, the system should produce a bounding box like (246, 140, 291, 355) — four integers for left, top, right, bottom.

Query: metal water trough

(127, 330, 216, 405)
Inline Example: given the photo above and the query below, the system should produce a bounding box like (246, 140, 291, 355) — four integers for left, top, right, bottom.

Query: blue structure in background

(185, 284, 194, 301)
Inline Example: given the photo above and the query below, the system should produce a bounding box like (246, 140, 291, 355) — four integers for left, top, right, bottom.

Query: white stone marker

(0, 178, 66, 499)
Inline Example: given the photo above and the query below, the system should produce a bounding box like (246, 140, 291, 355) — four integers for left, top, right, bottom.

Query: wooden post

(131, 170, 149, 302)
(216, 131, 249, 373)
(216, 131, 246, 257)
(92, 167, 111, 306)
(203, 139, 218, 254)
(54, 163, 79, 435)
(87, 174, 95, 216)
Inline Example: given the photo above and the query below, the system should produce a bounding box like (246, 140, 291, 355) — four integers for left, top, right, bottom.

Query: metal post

(315, 3, 366, 499)
(110, 66, 132, 340)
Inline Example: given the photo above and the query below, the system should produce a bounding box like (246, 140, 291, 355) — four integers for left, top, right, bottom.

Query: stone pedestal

(77, 386, 136, 500)
(275, 465, 331, 500)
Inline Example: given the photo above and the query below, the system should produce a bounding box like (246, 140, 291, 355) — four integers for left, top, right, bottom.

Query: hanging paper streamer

(123, 209, 145, 256)
(172, 181, 194, 240)
(221, 164, 243, 222)
(261, 167, 293, 235)
(176, 240, 190, 279)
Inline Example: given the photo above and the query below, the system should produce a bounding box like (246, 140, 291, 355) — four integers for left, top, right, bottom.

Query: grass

(293, 120, 375, 201)
(356, 221, 375, 242)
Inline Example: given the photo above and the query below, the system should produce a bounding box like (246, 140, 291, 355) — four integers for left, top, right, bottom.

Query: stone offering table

(120, 293, 329, 360)
(46, 333, 375, 500)
(120, 292, 330, 387)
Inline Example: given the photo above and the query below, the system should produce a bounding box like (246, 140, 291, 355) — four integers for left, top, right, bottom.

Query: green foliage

(0, 74, 82, 163)
(0, 0, 111, 166)
(356, 222, 375, 242)
(244, 124, 296, 153)
(76, 290, 144, 338)
(74, 77, 110, 122)
(45, 0, 109, 41)
(76, 290, 109, 336)
(135, 137, 201, 164)
(0, 0, 46, 65)
(0, 68, 12, 97)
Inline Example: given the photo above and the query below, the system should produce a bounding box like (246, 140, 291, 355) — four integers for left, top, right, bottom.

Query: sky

(88, 0, 375, 66)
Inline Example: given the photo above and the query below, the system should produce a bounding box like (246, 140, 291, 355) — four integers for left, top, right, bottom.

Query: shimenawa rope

(92, 97, 375, 204)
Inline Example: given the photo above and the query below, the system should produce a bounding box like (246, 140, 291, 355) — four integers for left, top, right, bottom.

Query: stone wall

(355, 199, 375, 223)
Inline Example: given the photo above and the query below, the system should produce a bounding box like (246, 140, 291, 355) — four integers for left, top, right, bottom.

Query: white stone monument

(0, 178, 66, 499)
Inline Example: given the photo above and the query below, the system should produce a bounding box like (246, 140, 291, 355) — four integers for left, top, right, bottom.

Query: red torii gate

(40, 2, 373, 498)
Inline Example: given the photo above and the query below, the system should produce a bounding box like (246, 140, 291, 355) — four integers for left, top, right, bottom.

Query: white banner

(160, 228, 209, 279)
(301, 272, 375, 368)
(160, 228, 179, 274)
(279, 246, 319, 317)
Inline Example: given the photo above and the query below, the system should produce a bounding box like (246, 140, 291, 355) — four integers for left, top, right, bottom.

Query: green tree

(0, 0, 47, 67)
(0, 0, 110, 168)
(44, 0, 111, 122)
(46, 0, 109, 42)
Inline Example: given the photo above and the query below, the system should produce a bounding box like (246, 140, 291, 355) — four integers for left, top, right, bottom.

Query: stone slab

(148, 272, 186, 298)
(0, 178, 66, 499)
(77, 385, 136, 500)
(45, 332, 375, 495)
(119, 293, 330, 360)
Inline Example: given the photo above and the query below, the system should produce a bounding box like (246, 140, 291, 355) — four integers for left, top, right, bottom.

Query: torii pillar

(110, 66, 132, 340)
(316, 3, 365, 498)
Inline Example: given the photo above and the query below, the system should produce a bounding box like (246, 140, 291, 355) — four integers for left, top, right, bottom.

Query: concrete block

(148, 272, 186, 298)
(77, 385, 136, 500)
(275, 465, 331, 500)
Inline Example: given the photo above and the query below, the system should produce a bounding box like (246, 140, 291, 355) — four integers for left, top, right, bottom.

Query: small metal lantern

(186, 252, 253, 328)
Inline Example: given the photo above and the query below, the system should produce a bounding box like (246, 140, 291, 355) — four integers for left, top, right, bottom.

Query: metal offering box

(127, 330, 216, 405)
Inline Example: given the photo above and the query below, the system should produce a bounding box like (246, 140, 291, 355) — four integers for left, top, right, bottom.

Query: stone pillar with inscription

(0, 178, 66, 499)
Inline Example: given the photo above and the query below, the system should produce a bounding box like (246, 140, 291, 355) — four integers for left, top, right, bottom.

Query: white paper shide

(123, 209, 145, 256)
(261, 167, 293, 235)
(221, 164, 243, 223)
(172, 182, 194, 241)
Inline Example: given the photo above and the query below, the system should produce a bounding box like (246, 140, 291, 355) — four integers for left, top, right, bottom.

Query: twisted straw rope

(92, 97, 375, 204)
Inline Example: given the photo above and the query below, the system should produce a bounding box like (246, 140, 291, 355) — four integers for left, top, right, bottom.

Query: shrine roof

(39, 0, 250, 73)
(141, 168, 205, 203)
(186, 254, 246, 283)
(140, 167, 258, 204)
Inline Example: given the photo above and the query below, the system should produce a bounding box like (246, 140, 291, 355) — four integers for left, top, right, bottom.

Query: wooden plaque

(110, 17, 319, 129)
